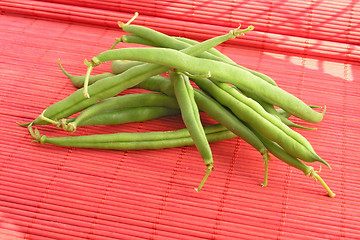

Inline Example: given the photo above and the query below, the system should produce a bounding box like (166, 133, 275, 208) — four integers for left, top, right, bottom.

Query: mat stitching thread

(339, 60, 350, 240)
(212, 137, 241, 240)
(344, 2, 355, 64)
(276, 165, 293, 240)
(150, 146, 186, 239)
(297, 0, 315, 102)
(23, 147, 73, 239)
(85, 123, 144, 239)
(260, 0, 274, 54)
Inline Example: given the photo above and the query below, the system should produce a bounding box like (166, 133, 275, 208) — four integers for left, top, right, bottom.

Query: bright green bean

(170, 71, 213, 166)
(59, 60, 115, 88)
(67, 106, 180, 126)
(110, 60, 143, 74)
(29, 124, 236, 149)
(64, 92, 179, 132)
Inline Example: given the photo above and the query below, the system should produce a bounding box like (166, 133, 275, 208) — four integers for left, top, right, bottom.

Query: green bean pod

(120, 34, 159, 47)
(29, 124, 236, 150)
(243, 90, 316, 130)
(170, 71, 213, 166)
(110, 60, 143, 74)
(65, 92, 179, 132)
(91, 47, 325, 123)
(67, 106, 180, 127)
(59, 60, 115, 88)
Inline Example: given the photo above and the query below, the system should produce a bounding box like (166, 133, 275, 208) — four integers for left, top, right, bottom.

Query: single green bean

(59, 60, 115, 88)
(170, 71, 213, 166)
(119, 23, 253, 61)
(254, 95, 316, 130)
(64, 92, 179, 132)
(120, 34, 159, 47)
(66, 106, 180, 127)
(110, 60, 143, 74)
(170, 71, 215, 190)
(29, 124, 236, 149)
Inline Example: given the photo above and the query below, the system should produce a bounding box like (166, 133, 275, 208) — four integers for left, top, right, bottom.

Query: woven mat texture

(0, 1, 359, 239)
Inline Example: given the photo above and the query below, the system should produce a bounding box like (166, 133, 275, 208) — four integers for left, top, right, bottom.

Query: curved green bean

(29, 124, 236, 150)
(64, 92, 179, 132)
(59, 60, 115, 88)
(67, 106, 180, 127)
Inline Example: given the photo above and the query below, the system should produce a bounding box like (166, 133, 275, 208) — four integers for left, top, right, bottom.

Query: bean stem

(310, 168, 336, 198)
(261, 154, 269, 187)
(195, 164, 214, 192)
(83, 59, 93, 98)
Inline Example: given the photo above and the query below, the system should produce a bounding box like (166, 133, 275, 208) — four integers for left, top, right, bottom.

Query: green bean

(59, 60, 115, 88)
(90, 47, 325, 123)
(63, 92, 179, 132)
(193, 77, 330, 168)
(110, 60, 143, 74)
(134, 75, 174, 96)
(248, 124, 335, 198)
(29, 124, 236, 150)
(66, 106, 180, 126)
(174, 36, 231, 61)
(118, 23, 252, 61)
(170, 71, 213, 190)
(277, 105, 324, 119)
(120, 35, 159, 47)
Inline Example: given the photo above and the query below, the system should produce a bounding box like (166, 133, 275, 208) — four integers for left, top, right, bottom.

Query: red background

(0, 1, 359, 239)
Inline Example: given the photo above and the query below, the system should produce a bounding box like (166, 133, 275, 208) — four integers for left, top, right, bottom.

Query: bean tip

(84, 92, 90, 99)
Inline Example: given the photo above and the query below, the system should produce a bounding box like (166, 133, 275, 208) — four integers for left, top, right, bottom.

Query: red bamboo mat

(0, 1, 360, 239)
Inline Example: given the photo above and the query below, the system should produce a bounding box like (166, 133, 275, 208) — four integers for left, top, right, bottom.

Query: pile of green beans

(21, 13, 335, 197)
